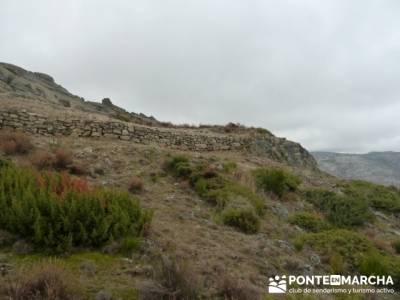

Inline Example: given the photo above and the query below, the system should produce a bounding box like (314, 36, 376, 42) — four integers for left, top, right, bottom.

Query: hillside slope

(0, 63, 399, 299)
(313, 151, 400, 187)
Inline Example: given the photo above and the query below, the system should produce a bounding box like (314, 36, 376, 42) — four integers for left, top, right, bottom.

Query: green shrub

(164, 155, 192, 178)
(303, 189, 337, 206)
(340, 180, 400, 213)
(221, 209, 260, 233)
(225, 182, 265, 216)
(388, 259, 400, 289)
(121, 237, 140, 255)
(392, 240, 400, 254)
(295, 228, 400, 288)
(222, 161, 237, 173)
(352, 257, 400, 289)
(165, 157, 264, 233)
(0, 160, 152, 252)
(326, 195, 371, 227)
(357, 251, 400, 288)
(194, 177, 229, 209)
(253, 168, 301, 197)
(303, 189, 372, 228)
(256, 127, 271, 135)
(193, 173, 264, 215)
(357, 251, 389, 276)
(289, 212, 331, 232)
(294, 229, 373, 269)
(329, 253, 345, 273)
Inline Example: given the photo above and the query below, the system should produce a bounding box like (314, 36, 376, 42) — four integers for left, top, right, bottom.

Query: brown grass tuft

(0, 131, 33, 155)
(2, 260, 83, 300)
(129, 176, 144, 193)
(138, 256, 201, 300)
(203, 164, 218, 179)
(217, 275, 261, 300)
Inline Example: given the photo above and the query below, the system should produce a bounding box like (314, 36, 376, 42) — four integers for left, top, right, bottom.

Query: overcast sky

(1, 0, 400, 153)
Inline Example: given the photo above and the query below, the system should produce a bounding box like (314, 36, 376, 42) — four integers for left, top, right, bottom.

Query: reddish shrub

(56, 173, 90, 195)
(69, 163, 87, 175)
(2, 140, 17, 155)
(129, 176, 144, 193)
(30, 151, 54, 170)
(53, 149, 73, 170)
(0, 131, 33, 155)
(36, 172, 90, 197)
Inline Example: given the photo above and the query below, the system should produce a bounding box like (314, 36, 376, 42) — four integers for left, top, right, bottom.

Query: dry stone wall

(0, 109, 316, 168)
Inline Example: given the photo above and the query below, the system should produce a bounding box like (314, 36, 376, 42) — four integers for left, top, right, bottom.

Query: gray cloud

(1, 0, 400, 153)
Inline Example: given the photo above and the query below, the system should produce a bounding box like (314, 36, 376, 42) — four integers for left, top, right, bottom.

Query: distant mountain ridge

(312, 151, 400, 186)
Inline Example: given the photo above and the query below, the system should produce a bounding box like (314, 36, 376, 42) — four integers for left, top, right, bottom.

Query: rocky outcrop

(0, 62, 159, 126)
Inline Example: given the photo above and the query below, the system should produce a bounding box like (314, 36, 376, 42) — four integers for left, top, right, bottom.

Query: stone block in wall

(3, 120, 23, 128)
(119, 135, 130, 141)
(81, 131, 92, 137)
(71, 128, 83, 137)
(231, 142, 242, 149)
(91, 131, 102, 137)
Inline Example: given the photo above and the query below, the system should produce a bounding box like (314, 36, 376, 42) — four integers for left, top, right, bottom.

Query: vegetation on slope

(292, 181, 400, 288)
(289, 212, 331, 233)
(2, 130, 400, 298)
(0, 159, 152, 252)
(164, 155, 264, 233)
(294, 229, 400, 288)
(303, 188, 372, 228)
(253, 168, 301, 198)
(339, 180, 400, 213)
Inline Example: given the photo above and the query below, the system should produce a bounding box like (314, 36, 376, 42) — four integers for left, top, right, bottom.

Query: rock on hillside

(0, 62, 159, 125)
(313, 151, 400, 186)
(0, 62, 317, 168)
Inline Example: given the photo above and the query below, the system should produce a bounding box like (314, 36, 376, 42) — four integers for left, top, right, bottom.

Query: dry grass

(1, 260, 83, 300)
(217, 275, 261, 300)
(138, 256, 202, 300)
(0, 131, 33, 155)
(31, 150, 86, 175)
